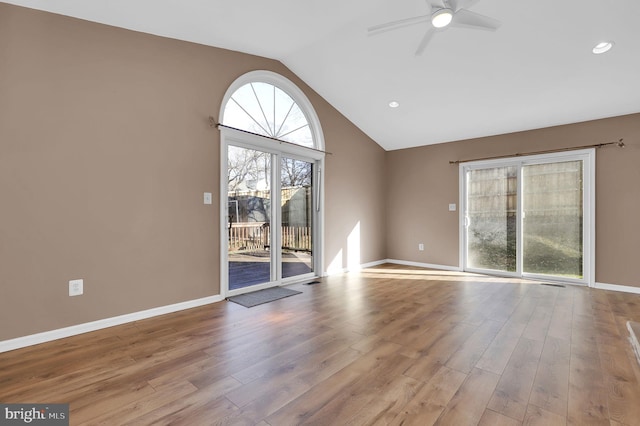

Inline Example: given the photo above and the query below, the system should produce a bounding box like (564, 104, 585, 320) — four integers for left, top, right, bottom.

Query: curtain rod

(449, 139, 625, 165)
(211, 118, 332, 155)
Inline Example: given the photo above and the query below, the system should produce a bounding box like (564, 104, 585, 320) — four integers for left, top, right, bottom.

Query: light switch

(204, 192, 212, 205)
(69, 279, 83, 296)
(449, 203, 457, 211)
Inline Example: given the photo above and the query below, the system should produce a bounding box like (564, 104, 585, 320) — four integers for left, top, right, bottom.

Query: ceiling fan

(368, 0, 501, 55)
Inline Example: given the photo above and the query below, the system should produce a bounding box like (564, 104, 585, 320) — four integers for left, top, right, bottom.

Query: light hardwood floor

(2, 264, 640, 425)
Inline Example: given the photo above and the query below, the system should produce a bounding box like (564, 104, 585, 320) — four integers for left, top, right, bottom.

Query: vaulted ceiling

(4, 0, 640, 150)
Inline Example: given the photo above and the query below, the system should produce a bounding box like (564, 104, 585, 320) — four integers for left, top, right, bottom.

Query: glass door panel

(227, 145, 272, 290)
(281, 157, 313, 279)
(466, 166, 518, 272)
(522, 161, 583, 278)
(463, 153, 590, 285)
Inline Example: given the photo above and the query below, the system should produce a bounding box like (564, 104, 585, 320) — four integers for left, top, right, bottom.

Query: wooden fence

(228, 222, 311, 253)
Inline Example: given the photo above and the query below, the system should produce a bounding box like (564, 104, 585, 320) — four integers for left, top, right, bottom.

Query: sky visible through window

(223, 82, 313, 148)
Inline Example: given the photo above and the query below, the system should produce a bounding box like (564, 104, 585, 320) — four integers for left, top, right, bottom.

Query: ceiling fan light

(432, 8, 453, 28)
(592, 41, 614, 54)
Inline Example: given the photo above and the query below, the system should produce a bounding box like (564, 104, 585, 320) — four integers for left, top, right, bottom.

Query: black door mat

(303, 281, 321, 285)
(227, 287, 302, 308)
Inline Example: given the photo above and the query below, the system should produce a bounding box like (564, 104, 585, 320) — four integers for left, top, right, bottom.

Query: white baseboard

(324, 259, 388, 276)
(594, 282, 640, 295)
(384, 261, 640, 294)
(325, 258, 462, 274)
(360, 259, 389, 269)
(628, 322, 640, 367)
(384, 259, 462, 272)
(0, 295, 224, 354)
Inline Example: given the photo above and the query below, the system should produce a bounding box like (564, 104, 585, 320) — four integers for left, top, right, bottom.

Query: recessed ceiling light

(432, 8, 453, 28)
(592, 41, 614, 54)
(388, 101, 400, 108)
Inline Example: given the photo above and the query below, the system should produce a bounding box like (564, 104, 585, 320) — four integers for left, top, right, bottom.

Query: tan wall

(0, 4, 387, 341)
(323, 115, 387, 272)
(386, 113, 640, 288)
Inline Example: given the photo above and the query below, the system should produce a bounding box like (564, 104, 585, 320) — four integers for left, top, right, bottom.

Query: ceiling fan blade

(448, 0, 480, 11)
(368, 15, 430, 36)
(451, 9, 500, 31)
(415, 27, 436, 55)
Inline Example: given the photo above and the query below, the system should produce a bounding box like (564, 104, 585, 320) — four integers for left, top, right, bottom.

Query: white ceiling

(4, 0, 640, 150)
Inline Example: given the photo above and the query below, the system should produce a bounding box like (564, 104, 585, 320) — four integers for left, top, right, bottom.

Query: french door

(222, 129, 322, 296)
(461, 150, 594, 285)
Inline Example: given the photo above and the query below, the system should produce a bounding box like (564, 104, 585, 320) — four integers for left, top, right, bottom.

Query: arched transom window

(221, 71, 323, 150)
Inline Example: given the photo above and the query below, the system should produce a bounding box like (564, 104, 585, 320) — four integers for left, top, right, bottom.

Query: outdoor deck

(229, 251, 312, 290)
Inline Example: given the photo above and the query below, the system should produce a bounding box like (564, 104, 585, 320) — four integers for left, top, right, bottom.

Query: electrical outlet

(418, 243, 425, 251)
(69, 279, 83, 296)
(449, 203, 457, 211)
(203, 192, 212, 204)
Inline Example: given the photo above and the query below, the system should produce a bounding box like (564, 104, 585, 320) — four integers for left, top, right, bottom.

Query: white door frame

(220, 127, 324, 298)
(459, 148, 595, 287)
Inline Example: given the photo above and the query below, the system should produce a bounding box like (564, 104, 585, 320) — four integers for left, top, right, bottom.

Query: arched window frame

(218, 70, 325, 297)
(220, 70, 325, 152)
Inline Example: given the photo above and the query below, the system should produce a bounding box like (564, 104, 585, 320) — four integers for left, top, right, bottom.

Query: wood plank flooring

(2, 264, 640, 425)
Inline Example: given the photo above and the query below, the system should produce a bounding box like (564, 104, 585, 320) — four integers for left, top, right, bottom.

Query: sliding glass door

(522, 161, 584, 278)
(225, 141, 320, 296)
(466, 166, 517, 273)
(462, 150, 593, 285)
(227, 145, 273, 290)
(281, 157, 313, 279)
(219, 71, 325, 297)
